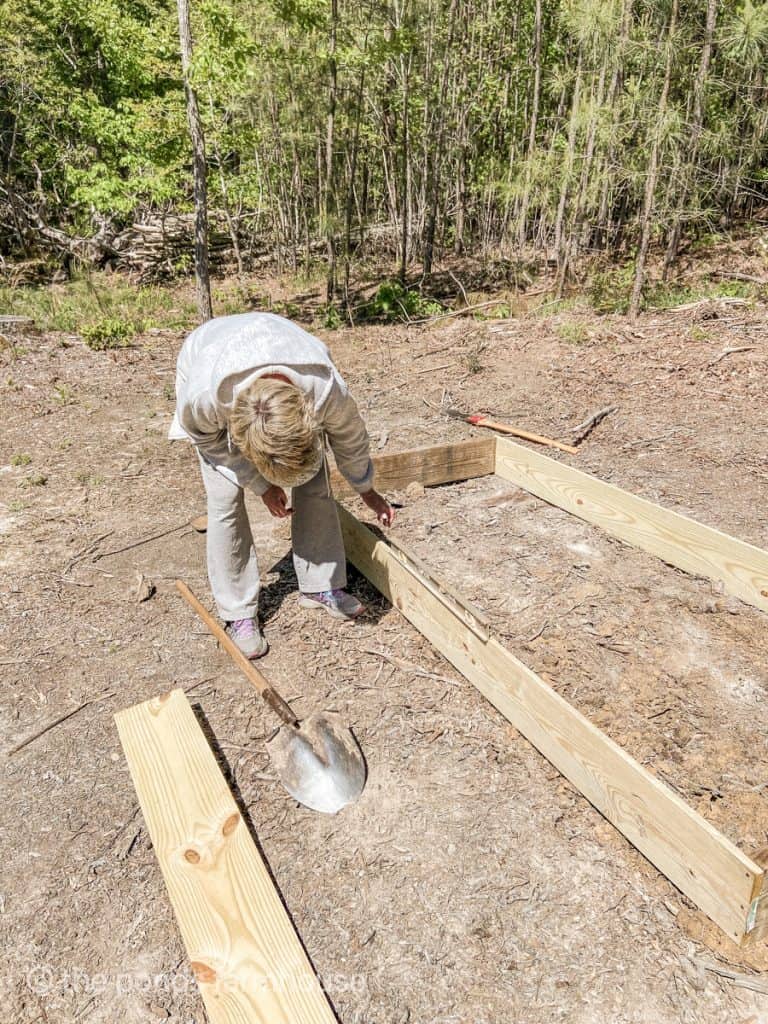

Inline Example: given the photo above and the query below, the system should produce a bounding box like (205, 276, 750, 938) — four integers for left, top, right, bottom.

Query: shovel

(175, 581, 367, 814)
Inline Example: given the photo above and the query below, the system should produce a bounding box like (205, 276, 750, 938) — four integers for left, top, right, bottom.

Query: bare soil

(2, 279, 768, 1024)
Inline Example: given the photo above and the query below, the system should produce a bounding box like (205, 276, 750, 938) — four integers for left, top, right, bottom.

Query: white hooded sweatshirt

(169, 313, 373, 496)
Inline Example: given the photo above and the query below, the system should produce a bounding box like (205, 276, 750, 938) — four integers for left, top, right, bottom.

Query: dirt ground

(3, 278, 768, 1024)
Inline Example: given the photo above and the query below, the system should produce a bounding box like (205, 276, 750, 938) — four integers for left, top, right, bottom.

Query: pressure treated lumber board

(495, 436, 768, 613)
(330, 437, 495, 496)
(115, 689, 337, 1024)
(338, 504, 765, 945)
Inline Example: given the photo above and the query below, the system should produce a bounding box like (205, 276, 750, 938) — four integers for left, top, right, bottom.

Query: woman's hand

(361, 489, 394, 527)
(261, 485, 293, 518)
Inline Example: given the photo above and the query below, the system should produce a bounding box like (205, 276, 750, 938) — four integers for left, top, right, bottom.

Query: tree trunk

(177, 0, 212, 322)
(629, 0, 679, 319)
(516, 0, 542, 249)
(422, 0, 459, 282)
(325, 0, 339, 302)
(663, 0, 717, 277)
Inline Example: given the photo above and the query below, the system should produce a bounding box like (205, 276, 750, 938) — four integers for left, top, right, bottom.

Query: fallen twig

(695, 960, 768, 994)
(64, 531, 114, 574)
(710, 270, 768, 286)
(363, 648, 458, 685)
(707, 345, 755, 367)
(414, 361, 457, 375)
(664, 296, 748, 314)
(407, 299, 504, 326)
(570, 405, 617, 445)
(95, 520, 191, 560)
(7, 691, 116, 756)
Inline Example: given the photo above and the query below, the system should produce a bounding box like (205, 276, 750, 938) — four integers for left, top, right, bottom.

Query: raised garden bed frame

(337, 435, 768, 947)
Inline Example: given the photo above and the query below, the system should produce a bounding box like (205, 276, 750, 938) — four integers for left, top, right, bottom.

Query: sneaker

(226, 617, 268, 659)
(298, 588, 365, 621)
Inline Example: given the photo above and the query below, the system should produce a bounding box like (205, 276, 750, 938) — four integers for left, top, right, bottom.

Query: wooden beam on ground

(331, 437, 496, 496)
(115, 690, 337, 1024)
(339, 504, 765, 945)
(495, 436, 768, 614)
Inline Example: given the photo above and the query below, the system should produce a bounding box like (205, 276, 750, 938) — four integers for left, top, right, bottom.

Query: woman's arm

(322, 377, 394, 525)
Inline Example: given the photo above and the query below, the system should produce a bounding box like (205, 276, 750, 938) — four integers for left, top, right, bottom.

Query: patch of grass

(366, 281, 444, 322)
(10, 453, 32, 467)
(556, 321, 590, 344)
(0, 335, 28, 360)
(0, 272, 197, 333)
(8, 499, 27, 512)
(644, 278, 757, 310)
(82, 317, 137, 351)
(272, 300, 301, 320)
(24, 473, 48, 487)
(529, 296, 582, 318)
(53, 383, 75, 405)
(463, 340, 487, 374)
(688, 325, 712, 342)
(587, 264, 635, 314)
(75, 471, 104, 486)
(318, 303, 344, 330)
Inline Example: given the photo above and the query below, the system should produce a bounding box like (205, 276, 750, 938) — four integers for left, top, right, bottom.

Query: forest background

(1, 0, 767, 322)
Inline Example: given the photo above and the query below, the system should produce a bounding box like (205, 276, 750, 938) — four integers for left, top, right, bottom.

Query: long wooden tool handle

(468, 417, 579, 455)
(175, 581, 299, 728)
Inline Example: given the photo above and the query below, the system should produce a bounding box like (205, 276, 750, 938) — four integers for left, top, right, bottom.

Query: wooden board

(339, 504, 764, 945)
(495, 436, 768, 613)
(115, 690, 337, 1024)
(330, 437, 495, 496)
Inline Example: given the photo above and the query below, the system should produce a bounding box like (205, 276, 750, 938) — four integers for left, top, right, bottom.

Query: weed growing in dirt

(8, 499, 27, 512)
(53, 383, 75, 405)
(82, 317, 136, 350)
(688, 325, 713, 342)
(0, 336, 28, 360)
(367, 281, 443, 322)
(24, 473, 47, 486)
(463, 340, 487, 374)
(557, 321, 590, 344)
(10, 453, 31, 467)
(75, 471, 104, 486)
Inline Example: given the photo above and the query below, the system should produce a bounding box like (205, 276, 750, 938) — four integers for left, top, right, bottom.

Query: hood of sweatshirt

(177, 312, 337, 414)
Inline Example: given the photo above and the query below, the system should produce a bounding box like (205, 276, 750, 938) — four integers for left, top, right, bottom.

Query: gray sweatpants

(197, 452, 346, 621)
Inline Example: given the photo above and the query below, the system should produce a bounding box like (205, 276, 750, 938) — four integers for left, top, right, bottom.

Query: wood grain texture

(115, 690, 337, 1024)
(330, 437, 495, 496)
(338, 504, 763, 945)
(746, 847, 768, 945)
(495, 436, 768, 613)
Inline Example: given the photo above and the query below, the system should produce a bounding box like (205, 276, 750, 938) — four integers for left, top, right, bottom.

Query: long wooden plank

(339, 504, 763, 945)
(330, 437, 495, 496)
(495, 436, 768, 613)
(115, 690, 337, 1024)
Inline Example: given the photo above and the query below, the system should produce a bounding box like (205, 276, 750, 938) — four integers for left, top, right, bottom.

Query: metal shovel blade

(265, 711, 367, 814)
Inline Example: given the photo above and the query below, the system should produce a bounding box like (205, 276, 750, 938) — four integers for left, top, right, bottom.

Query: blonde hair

(229, 377, 320, 487)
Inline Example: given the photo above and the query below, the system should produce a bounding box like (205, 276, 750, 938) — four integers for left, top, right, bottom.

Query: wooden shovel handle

(467, 416, 579, 455)
(175, 580, 298, 727)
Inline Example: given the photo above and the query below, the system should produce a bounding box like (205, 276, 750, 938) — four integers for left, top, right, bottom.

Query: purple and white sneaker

(226, 617, 268, 659)
(298, 588, 365, 621)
